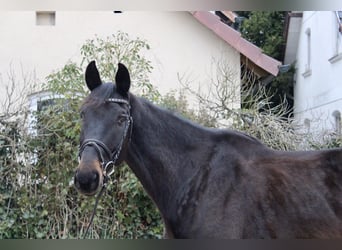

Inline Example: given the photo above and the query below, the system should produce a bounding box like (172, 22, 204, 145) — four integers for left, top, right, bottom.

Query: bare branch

(180, 58, 306, 150)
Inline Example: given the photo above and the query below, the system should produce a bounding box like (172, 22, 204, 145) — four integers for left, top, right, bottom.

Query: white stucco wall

(0, 11, 240, 112)
(294, 11, 342, 135)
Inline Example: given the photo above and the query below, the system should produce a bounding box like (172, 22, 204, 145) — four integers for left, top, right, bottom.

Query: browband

(105, 98, 130, 106)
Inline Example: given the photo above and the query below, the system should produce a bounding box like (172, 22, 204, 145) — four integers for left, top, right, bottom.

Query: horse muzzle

(74, 160, 104, 196)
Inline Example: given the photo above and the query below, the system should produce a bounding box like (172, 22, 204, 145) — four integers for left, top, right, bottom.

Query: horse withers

(74, 60, 342, 238)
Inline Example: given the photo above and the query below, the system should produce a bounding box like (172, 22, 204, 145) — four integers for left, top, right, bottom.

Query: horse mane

(131, 94, 264, 150)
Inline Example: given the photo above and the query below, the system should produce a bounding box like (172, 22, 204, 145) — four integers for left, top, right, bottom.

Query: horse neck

(125, 95, 208, 217)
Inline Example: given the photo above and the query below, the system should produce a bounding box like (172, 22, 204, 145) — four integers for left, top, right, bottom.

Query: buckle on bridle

(103, 160, 116, 179)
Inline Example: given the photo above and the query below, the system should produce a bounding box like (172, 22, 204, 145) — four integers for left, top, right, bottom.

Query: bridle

(77, 97, 133, 238)
(78, 97, 132, 180)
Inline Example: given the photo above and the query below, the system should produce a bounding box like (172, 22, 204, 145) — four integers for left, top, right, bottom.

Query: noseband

(78, 97, 133, 182)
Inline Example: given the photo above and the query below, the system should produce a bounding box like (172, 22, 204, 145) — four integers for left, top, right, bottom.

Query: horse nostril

(93, 172, 99, 182)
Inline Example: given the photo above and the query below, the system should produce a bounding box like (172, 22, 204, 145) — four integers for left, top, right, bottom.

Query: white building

(0, 11, 280, 115)
(286, 11, 342, 137)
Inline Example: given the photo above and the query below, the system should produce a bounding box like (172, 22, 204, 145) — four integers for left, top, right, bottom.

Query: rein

(78, 97, 132, 239)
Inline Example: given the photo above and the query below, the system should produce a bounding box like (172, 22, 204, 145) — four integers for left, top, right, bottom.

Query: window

(27, 91, 71, 169)
(332, 110, 341, 136)
(27, 91, 63, 136)
(36, 11, 56, 26)
(302, 28, 312, 77)
(329, 11, 342, 63)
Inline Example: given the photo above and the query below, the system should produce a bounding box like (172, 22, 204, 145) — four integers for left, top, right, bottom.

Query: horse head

(74, 61, 132, 196)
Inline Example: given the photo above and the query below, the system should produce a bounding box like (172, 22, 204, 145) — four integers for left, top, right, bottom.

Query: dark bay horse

(74, 61, 342, 238)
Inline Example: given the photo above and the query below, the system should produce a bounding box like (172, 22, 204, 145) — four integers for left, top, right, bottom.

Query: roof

(191, 11, 282, 77)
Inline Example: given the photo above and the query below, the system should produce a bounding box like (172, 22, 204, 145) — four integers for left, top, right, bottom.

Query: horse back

(176, 130, 342, 238)
(219, 146, 342, 238)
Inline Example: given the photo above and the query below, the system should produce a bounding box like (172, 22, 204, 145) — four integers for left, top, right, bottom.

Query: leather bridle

(77, 97, 132, 238)
(78, 98, 132, 181)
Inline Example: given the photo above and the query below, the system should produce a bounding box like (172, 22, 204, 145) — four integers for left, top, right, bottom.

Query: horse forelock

(81, 83, 115, 110)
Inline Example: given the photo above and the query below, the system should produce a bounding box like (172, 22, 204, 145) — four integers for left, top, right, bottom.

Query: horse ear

(115, 63, 131, 96)
(85, 61, 102, 91)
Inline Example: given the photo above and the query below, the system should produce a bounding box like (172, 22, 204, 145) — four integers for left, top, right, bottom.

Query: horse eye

(80, 111, 84, 119)
(118, 114, 128, 125)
